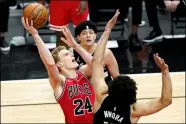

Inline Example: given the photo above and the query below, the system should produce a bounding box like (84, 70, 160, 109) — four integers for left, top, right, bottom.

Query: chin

(66, 63, 79, 69)
(86, 42, 94, 46)
(75, 63, 79, 68)
(73, 63, 79, 68)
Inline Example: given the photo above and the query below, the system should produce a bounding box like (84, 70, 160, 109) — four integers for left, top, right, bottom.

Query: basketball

(23, 2, 49, 29)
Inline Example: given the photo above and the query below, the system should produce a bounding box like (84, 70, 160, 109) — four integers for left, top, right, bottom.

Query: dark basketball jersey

(94, 96, 131, 124)
(74, 50, 112, 84)
(56, 71, 95, 123)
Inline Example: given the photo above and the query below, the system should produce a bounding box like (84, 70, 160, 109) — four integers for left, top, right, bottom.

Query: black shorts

(0, 1, 9, 33)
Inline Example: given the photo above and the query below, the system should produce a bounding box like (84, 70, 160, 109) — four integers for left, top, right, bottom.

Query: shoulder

(79, 65, 87, 74)
(78, 66, 92, 79)
(104, 48, 114, 58)
(103, 48, 115, 63)
(49, 74, 66, 90)
(105, 48, 112, 54)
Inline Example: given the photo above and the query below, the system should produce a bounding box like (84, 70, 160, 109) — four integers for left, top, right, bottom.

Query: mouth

(86, 40, 92, 42)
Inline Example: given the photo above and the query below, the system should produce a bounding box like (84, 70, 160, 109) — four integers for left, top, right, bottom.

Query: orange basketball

(23, 2, 49, 29)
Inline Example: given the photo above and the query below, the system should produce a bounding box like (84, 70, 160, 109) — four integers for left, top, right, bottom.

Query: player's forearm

(32, 34, 55, 66)
(160, 70, 172, 105)
(73, 44, 93, 66)
(94, 29, 111, 63)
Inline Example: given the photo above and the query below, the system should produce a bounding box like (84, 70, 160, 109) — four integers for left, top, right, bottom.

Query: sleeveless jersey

(74, 50, 112, 84)
(56, 71, 95, 123)
(94, 96, 131, 124)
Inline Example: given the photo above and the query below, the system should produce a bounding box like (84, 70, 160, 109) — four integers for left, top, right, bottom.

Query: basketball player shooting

(90, 10, 173, 124)
(21, 8, 121, 123)
(21, 17, 95, 123)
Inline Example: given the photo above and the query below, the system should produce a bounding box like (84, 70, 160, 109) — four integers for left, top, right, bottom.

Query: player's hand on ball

(21, 17, 38, 35)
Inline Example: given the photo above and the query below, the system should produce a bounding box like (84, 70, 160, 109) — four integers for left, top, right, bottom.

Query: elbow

(161, 98, 172, 107)
(167, 99, 172, 105)
(46, 63, 56, 67)
(165, 99, 172, 106)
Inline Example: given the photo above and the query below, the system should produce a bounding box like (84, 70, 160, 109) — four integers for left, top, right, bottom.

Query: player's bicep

(91, 59, 105, 87)
(91, 61, 107, 96)
(46, 65, 62, 90)
(79, 64, 92, 78)
(132, 98, 169, 117)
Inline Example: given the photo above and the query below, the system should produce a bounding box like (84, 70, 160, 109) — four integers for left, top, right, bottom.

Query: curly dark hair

(107, 75, 137, 105)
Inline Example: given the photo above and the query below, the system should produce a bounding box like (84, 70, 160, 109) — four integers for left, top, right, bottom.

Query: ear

(94, 33, 97, 40)
(56, 62, 64, 68)
(77, 35, 81, 41)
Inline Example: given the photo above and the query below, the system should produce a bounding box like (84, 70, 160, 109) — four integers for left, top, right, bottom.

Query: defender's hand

(61, 26, 77, 48)
(153, 53, 169, 72)
(105, 9, 120, 32)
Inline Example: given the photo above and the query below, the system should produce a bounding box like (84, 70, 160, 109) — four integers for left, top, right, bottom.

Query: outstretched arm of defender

(21, 17, 61, 90)
(91, 10, 120, 102)
(132, 53, 172, 117)
(60, 26, 93, 67)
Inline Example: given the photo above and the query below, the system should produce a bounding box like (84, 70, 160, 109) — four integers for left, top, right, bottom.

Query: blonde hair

(51, 46, 66, 63)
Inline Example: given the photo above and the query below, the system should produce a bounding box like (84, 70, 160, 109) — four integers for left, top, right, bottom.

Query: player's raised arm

(91, 10, 120, 102)
(21, 17, 61, 90)
(132, 53, 172, 117)
(61, 26, 93, 67)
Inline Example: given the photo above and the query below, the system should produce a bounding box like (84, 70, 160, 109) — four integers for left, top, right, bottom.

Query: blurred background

(1, 0, 185, 81)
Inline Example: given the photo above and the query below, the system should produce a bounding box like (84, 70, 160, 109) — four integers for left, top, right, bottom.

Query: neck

(60, 68, 77, 79)
(80, 43, 97, 54)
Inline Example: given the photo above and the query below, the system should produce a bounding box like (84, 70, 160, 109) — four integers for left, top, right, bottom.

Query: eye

(65, 53, 68, 56)
(90, 31, 94, 34)
(82, 32, 86, 35)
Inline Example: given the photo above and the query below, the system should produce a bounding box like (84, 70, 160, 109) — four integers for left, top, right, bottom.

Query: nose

(87, 33, 91, 37)
(71, 52, 74, 57)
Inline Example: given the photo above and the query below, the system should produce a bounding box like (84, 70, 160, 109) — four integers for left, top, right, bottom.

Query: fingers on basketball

(26, 18, 29, 27)
(21, 17, 26, 28)
(31, 20, 34, 27)
(23, 2, 49, 29)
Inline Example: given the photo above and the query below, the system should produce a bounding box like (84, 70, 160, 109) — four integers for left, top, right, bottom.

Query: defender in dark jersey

(73, 20, 119, 84)
(22, 18, 95, 123)
(93, 75, 136, 124)
(91, 10, 172, 124)
(74, 50, 112, 84)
